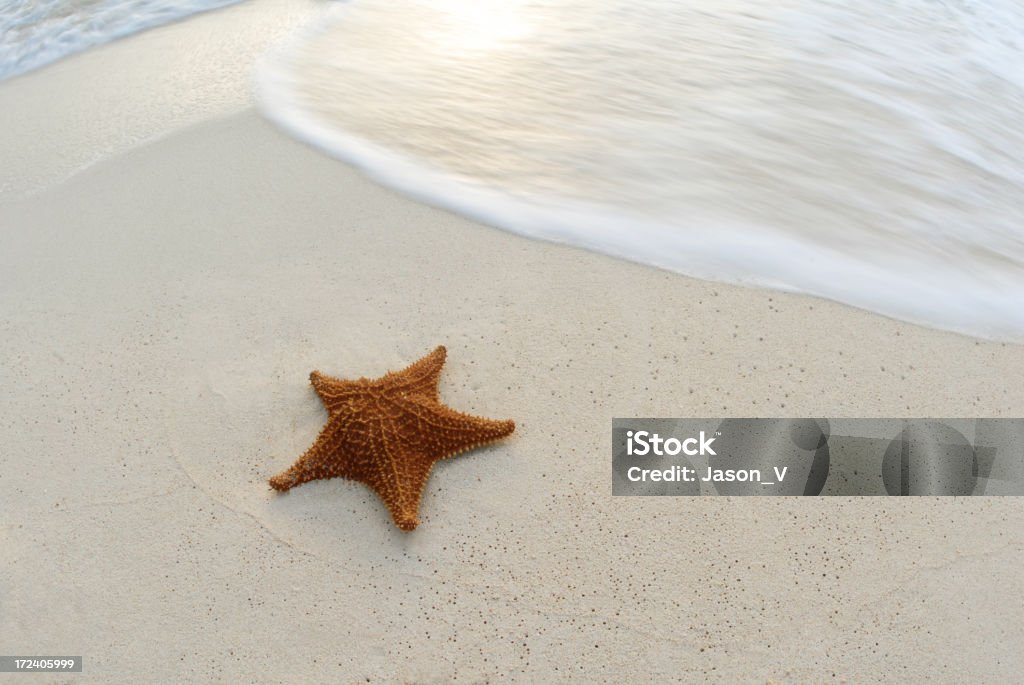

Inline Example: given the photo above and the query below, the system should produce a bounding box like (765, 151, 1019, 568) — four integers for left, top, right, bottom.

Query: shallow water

(0, 0, 244, 79)
(257, 0, 1024, 339)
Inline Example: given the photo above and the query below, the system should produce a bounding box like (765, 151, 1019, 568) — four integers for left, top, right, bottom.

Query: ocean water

(256, 0, 1024, 339)
(0, 0, 244, 80)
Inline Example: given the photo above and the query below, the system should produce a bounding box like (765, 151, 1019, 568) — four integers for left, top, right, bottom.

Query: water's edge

(0, 0, 246, 81)
(254, 7, 1022, 342)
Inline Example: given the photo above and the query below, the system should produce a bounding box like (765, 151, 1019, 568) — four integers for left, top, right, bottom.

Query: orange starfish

(269, 345, 515, 531)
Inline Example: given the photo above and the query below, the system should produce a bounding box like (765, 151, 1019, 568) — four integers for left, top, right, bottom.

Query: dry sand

(2, 6, 1023, 683)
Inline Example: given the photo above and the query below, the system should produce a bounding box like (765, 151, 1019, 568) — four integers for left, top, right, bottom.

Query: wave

(255, 0, 1024, 340)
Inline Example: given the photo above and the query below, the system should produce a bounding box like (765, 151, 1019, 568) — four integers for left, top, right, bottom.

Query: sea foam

(256, 0, 1024, 339)
(0, 0, 244, 80)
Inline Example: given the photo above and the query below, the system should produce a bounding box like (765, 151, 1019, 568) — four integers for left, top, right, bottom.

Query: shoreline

(254, 0, 1024, 342)
(0, 0, 321, 201)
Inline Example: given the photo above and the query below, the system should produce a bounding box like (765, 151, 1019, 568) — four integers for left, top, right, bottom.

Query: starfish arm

(268, 413, 367, 491)
(399, 397, 516, 461)
(362, 444, 438, 532)
(380, 345, 446, 400)
(309, 370, 365, 415)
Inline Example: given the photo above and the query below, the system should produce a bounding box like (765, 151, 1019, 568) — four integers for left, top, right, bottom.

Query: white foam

(255, 0, 1024, 341)
(0, 0, 245, 80)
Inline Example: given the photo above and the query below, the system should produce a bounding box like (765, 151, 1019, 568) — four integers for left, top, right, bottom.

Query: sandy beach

(2, 2, 1024, 683)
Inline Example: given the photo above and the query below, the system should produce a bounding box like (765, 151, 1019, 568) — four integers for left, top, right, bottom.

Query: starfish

(269, 345, 515, 531)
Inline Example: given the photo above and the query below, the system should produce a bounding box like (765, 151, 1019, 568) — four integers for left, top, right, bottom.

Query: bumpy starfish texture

(269, 345, 515, 531)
